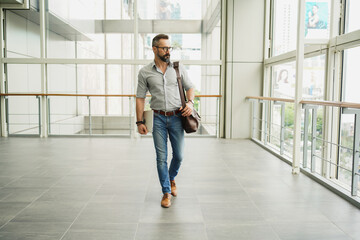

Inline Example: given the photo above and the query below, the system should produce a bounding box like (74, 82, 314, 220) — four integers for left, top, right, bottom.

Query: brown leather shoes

(161, 193, 171, 208)
(170, 180, 177, 197)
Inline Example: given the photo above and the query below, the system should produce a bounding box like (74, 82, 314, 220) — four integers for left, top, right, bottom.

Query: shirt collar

(152, 60, 173, 69)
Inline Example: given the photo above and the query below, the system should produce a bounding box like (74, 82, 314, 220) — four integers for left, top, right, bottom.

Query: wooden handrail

(246, 96, 360, 109)
(300, 100, 360, 109)
(246, 96, 295, 103)
(0, 93, 222, 98)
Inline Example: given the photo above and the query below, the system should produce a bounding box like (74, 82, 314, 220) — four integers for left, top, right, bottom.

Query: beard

(158, 53, 170, 63)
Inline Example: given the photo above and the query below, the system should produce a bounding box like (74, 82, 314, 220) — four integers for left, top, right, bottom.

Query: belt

(153, 109, 181, 116)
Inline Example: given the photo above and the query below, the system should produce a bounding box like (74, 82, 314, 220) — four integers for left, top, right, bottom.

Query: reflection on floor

(0, 137, 359, 240)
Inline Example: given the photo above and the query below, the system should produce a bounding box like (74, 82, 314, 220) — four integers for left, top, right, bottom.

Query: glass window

(105, 0, 134, 20)
(5, 11, 40, 58)
(272, 0, 298, 56)
(139, 33, 201, 60)
(138, 0, 201, 20)
(272, 62, 296, 99)
(342, 46, 360, 103)
(303, 55, 326, 100)
(345, 0, 360, 33)
(46, 0, 105, 59)
(338, 46, 360, 192)
(305, 0, 331, 39)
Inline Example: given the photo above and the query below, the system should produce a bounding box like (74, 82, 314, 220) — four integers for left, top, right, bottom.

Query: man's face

(153, 39, 171, 63)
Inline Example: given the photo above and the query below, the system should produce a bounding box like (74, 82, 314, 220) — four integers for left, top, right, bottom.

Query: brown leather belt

(153, 109, 181, 116)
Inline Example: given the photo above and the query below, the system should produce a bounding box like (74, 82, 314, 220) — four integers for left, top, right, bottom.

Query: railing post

(129, 97, 132, 136)
(279, 102, 285, 155)
(251, 100, 256, 139)
(311, 107, 318, 173)
(263, 101, 268, 145)
(88, 96, 92, 135)
(47, 97, 51, 135)
(36, 95, 41, 136)
(216, 97, 219, 138)
(303, 107, 309, 168)
(5, 96, 9, 135)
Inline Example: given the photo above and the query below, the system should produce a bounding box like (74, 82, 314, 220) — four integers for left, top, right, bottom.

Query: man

(136, 34, 195, 208)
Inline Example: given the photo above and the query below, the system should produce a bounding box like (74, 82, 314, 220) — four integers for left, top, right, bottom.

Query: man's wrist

(136, 120, 145, 126)
(188, 100, 194, 105)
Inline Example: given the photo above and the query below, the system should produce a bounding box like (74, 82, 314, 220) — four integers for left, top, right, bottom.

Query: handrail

(246, 96, 360, 109)
(0, 93, 222, 98)
(300, 100, 360, 109)
(246, 96, 295, 103)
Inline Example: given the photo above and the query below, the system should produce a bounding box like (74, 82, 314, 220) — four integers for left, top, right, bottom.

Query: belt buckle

(164, 111, 170, 116)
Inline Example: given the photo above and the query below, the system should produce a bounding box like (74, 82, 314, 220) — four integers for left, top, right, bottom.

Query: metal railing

(247, 96, 360, 198)
(0, 93, 222, 137)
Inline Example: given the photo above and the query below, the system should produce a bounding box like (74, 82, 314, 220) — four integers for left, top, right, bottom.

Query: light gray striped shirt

(136, 61, 194, 111)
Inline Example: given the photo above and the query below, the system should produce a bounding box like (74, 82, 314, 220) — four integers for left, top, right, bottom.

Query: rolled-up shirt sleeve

(180, 64, 194, 91)
(136, 70, 148, 98)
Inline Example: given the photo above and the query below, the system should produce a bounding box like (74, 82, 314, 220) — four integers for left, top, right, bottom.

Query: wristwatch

(188, 100, 194, 105)
(136, 120, 145, 126)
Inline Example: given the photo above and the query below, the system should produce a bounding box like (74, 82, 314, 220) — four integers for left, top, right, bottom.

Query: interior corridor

(0, 137, 359, 240)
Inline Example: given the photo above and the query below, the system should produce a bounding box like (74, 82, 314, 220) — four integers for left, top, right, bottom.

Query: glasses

(155, 46, 173, 52)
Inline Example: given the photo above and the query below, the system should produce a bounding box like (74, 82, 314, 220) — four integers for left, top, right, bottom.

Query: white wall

(225, 0, 265, 138)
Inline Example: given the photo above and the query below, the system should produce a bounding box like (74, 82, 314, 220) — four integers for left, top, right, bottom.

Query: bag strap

(173, 61, 187, 108)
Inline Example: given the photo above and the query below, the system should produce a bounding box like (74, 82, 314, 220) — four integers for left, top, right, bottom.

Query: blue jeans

(152, 111, 184, 194)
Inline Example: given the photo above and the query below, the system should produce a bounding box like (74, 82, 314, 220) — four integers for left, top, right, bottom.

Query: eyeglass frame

(154, 46, 173, 52)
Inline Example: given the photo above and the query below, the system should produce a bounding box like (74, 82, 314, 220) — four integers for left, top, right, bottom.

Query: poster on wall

(305, 1, 329, 39)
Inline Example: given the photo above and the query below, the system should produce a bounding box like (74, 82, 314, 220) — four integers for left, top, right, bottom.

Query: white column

(133, 0, 139, 138)
(219, 0, 227, 138)
(40, 0, 48, 137)
(292, 0, 306, 174)
(0, 9, 8, 137)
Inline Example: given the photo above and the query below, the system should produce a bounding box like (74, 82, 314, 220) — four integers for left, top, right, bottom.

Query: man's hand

(180, 102, 193, 117)
(137, 124, 148, 135)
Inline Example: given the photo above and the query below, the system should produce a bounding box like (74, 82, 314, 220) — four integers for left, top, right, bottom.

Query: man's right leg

(152, 113, 171, 195)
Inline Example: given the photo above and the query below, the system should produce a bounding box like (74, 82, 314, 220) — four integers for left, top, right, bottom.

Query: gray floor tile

(5, 177, 61, 188)
(201, 202, 264, 224)
(0, 188, 47, 203)
(0, 222, 71, 233)
(63, 223, 138, 240)
(0, 232, 63, 240)
(140, 200, 203, 223)
(271, 222, 352, 240)
(11, 201, 85, 223)
(135, 223, 207, 240)
(206, 223, 280, 240)
(75, 203, 141, 224)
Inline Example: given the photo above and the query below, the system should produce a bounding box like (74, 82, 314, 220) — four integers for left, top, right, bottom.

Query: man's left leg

(168, 114, 185, 196)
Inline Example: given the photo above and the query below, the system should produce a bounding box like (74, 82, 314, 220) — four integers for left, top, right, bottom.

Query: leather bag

(173, 61, 201, 133)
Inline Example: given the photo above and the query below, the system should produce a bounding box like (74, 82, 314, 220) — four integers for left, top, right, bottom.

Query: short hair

(152, 34, 169, 47)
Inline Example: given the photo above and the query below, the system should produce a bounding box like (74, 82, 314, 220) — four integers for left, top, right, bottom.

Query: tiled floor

(0, 137, 359, 240)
